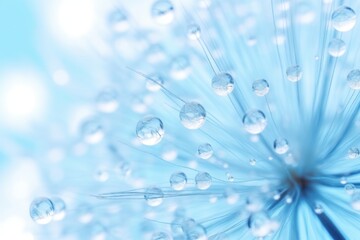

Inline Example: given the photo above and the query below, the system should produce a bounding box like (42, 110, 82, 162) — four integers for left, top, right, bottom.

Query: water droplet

(146, 74, 164, 92)
(151, 0, 175, 25)
(29, 197, 55, 224)
(187, 23, 201, 40)
(314, 203, 324, 214)
(144, 187, 164, 207)
(351, 192, 360, 211)
(226, 172, 234, 182)
(248, 211, 279, 238)
(180, 102, 206, 129)
(332, 6, 356, 32)
(328, 38, 346, 57)
(211, 73, 234, 96)
(96, 89, 118, 113)
(348, 147, 360, 159)
(286, 65, 303, 82)
(285, 195, 293, 204)
(186, 224, 208, 240)
(170, 172, 187, 191)
(195, 172, 212, 190)
(51, 197, 66, 221)
(252, 79, 269, 96)
(345, 183, 356, 195)
(136, 117, 164, 146)
(81, 119, 104, 144)
(347, 69, 360, 90)
(197, 143, 213, 159)
(170, 55, 191, 80)
(273, 138, 289, 154)
(246, 195, 264, 212)
(243, 110, 267, 134)
(249, 159, 256, 166)
(152, 232, 171, 240)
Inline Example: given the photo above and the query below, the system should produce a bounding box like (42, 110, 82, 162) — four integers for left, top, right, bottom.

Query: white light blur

(0, 69, 48, 129)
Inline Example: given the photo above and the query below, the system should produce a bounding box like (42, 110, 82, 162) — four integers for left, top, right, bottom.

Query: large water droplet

(211, 73, 234, 96)
(243, 110, 267, 134)
(29, 197, 55, 224)
(328, 38, 346, 57)
(332, 6, 356, 32)
(51, 197, 66, 221)
(248, 211, 279, 238)
(136, 117, 164, 146)
(151, 0, 175, 25)
(180, 102, 206, 129)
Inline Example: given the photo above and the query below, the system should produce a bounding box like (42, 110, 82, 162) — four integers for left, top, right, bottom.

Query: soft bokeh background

(0, 0, 171, 238)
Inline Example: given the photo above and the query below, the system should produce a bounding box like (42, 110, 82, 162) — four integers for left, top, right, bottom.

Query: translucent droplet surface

(96, 89, 118, 113)
(179, 102, 206, 129)
(198, 143, 213, 159)
(243, 110, 267, 134)
(51, 197, 66, 221)
(81, 119, 104, 144)
(351, 192, 360, 211)
(273, 138, 289, 154)
(186, 224, 208, 240)
(340, 176, 348, 185)
(195, 172, 212, 190)
(328, 38, 346, 57)
(332, 6, 356, 32)
(347, 69, 360, 90)
(146, 74, 164, 92)
(248, 211, 279, 238)
(252, 79, 269, 96)
(187, 23, 201, 40)
(152, 232, 171, 240)
(286, 65, 303, 82)
(144, 187, 164, 207)
(170, 172, 187, 191)
(136, 117, 164, 146)
(345, 183, 356, 195)
(29, 197, 55, 224)
(151, 0, 174, 25)
(211, 73, 234, 96)
(348, 147, 360, 159)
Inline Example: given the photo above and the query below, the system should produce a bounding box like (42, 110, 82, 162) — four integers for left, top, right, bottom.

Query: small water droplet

(328, 38, 346, 57)
(345, 183, 356, 195)
(144, 187, 164, 207)
(198, 143, 213, 159)
(151, 0, 175, 25)
(195, 172, 212, 190)
(252, 79, 269, 96)
(211, 73, 234, 96)
(187, 23, 201, 40)
(273, 138, 289, 154)
(286, 65, 303, 82)
(180, 102, 206, 129)
(170, 172, 187, 191)
(243, 110, 267, 134)
(347, 69, 360, 90)
(136, 117, 164, 146)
